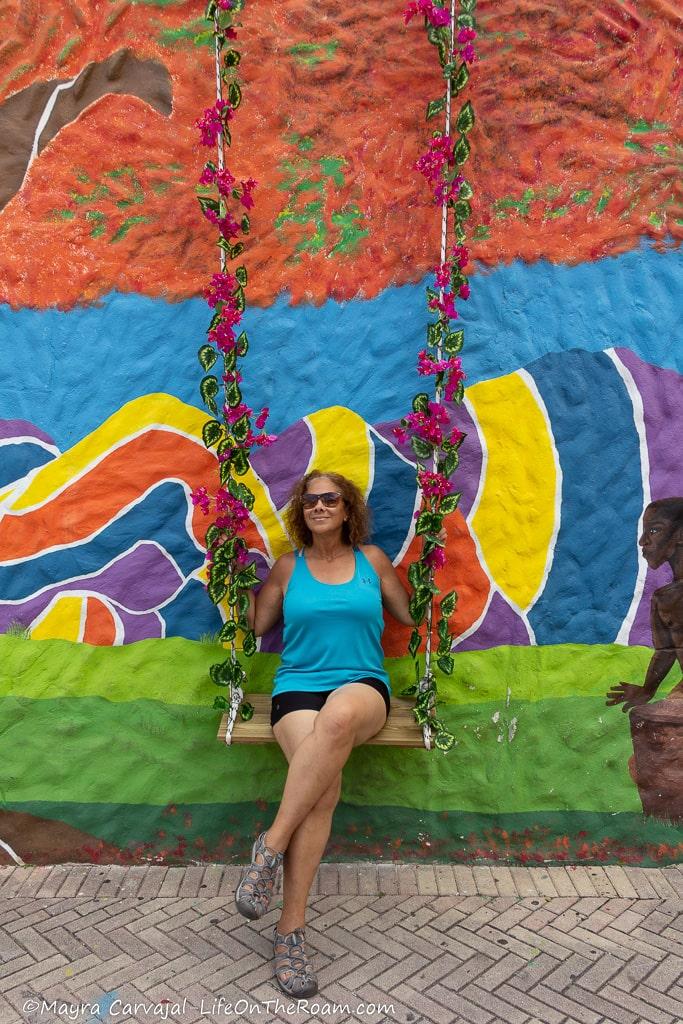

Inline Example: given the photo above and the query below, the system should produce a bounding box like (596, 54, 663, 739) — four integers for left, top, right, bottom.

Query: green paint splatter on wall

(275, 138, 369, 262)
(288, 41, 340, 67)
(56, 37, 81, 66)
(157, 18, 207, 46)
(111, 215, 151, 242)
(595, 187, 612, 215)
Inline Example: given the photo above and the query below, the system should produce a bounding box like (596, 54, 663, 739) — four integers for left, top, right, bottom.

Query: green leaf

(206, 524, 220, 548)
(453, 199, 472, 221)
(456, 100, 475, 135)
(228, 478, 255, 509)
(416, 510, 440, 536)
(454, 222, 467, 244)
(235, 563, 259, 589)
(457, 12, 476, 28)
(197, 195, 220, 216)
(412, 393, 430, 414)
(233, 285, 246, 313)
(437, 636, 453, 657)
(460, 0, 477, 11)
(440, 591, 457, 618)
(242, 629, 257, 657)
(413, 705, 430, 726)
(442, 450, 459, 477)
(226, 379, 242, 408)
(224, 48, 241, 67)
(439, 492, 461, 515)
(408, 627, 421, 659)
(205, 0, 217, 19)
(452, 62, 470, 96)
(425, 286, 438, 309)
(453, 134, 471, 166)
(239, 700, 254, 721)
(240, 214, 250, 235)
(437, 654, 454, 675)
(202, 419, 223, 448)
(235, 265, 247, 286)
(208, 577, 227, 605)
(198, 344, 217, 371)
(400, 683, 417, 697)
(453, 380, 465, 405)
(219, 459, 231, 486)
(437, 616, 449, 640)
(218, 619, 237, 643)
(426, 96, 446, 121)
(232, 448, 249, 475)
(223, 349, 237, 374)
(200, 375, 219, 414)
(444, 329, 464, 354)
(407, 561, 426, 589)
(434, 730, 456, 752)
(411, 436, 433, 460)
(228, 80, 242, 108)
(209, 661, 229, 687)
(213, 694, 228, 710)
(232, 413, 249, 443)
(459, 179, 474, 200)
(427, 321, 442, 347)
(218, 237, 244, 259)
(236, 331, 249, 356)
(409, 595, 428, 626)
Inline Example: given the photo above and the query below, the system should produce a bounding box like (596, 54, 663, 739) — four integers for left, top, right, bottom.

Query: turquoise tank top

(272, 548, 391, 696)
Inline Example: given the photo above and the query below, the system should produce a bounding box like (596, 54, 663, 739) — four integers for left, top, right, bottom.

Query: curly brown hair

(284, 470, 371, 549)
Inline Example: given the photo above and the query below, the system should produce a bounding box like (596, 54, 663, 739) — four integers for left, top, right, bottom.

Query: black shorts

(270, 677, 391, 728)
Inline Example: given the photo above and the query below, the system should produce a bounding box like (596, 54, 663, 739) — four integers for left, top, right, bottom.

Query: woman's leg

(272, 710, 341, 932)
(265, 683, 386, 855)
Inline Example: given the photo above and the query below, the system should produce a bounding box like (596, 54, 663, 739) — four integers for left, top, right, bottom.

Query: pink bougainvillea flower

(434, 263, 451, 289)
(217, 212, 241, 239)
(393, 426, 409, 444)
(190, 486, 211, 515)
(195, 99, 233, 147)
(451, 244, 470, 267)
(216, 0, 233, 8)
(429, 290, 458, 320)
(428, 6, 450, 27)
(199, 164, 216, 186)
(457, 26, 477, 43)
(418, 470, 452, 498)
(215, 168, 236, 196)
(204, 271, 238, 307)
(255, 406, 269, 430)
(459, 43, 477, 64)
(425, 545, 447, 570)
(240, 177, 258, 209)
(459, 283, 471, 300)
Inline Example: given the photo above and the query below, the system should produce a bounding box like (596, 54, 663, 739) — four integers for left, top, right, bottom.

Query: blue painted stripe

(0, 241, 680, 449)
(368, 432, 417, 562)
(527, 351, 642, 645)
(0, 443, 54, 489)
(160, 578, 222, 640)
(0, 483, 201, 598)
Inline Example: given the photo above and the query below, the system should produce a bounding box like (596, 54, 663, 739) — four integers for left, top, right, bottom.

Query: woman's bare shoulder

(360, 544, 391, 570)
(269, 550, 297, 582)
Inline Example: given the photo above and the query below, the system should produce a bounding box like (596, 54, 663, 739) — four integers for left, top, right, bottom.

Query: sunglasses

(301, 491, 343, 509)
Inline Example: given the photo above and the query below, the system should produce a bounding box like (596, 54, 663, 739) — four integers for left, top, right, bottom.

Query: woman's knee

(315, 704, 356, 743)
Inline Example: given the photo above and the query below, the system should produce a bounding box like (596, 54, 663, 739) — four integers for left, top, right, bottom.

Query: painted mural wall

(0, 0, 682, 866)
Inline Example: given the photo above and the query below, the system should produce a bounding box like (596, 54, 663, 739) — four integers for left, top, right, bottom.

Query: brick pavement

(0, 864, 682, 1024)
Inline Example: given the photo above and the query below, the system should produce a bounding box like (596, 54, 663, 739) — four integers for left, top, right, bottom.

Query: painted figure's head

(639, 498, 683, 570)
(285, 469, 370, 548)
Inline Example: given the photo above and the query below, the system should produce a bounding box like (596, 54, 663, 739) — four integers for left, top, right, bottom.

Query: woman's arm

(362, 545, 414, 626)
(247, 552, 295, 636)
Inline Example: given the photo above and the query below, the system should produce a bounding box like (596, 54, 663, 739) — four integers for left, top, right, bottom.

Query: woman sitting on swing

(236, 468, 429, 996)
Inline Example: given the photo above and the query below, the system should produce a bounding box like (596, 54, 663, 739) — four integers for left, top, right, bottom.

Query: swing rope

(418, 0, 456, 750)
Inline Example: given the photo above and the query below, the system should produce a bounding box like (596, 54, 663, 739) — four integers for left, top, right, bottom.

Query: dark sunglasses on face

(302, 491, 343, 509)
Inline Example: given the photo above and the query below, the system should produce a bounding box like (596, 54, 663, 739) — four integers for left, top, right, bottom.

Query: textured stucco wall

(0, 0, 682, 864)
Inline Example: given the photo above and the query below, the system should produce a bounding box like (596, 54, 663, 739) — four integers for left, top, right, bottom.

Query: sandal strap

(273, 928, 317, 995)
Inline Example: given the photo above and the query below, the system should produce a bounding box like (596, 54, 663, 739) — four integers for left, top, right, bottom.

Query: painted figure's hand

(605, 682, 653, 712)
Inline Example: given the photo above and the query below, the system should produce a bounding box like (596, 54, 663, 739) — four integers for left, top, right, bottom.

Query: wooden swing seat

(217, 694, 425, 746)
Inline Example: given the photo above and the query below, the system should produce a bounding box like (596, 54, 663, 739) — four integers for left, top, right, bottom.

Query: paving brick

(157, 866, 186, 898)
(471, 866, 498, 897)
(375, 863, 398, 896)
(634, 983, 683, 1018)
(336, 865, 358, 895)
(497, 982, 565, 1024)
(603, 865, 639, 898)
(217, 866, 242, 896)
(509, 866, 541, 897)
(357, 864, 377, 896)
(546, 866, 580, 897)
(415, 864, 438, 896)
(396, 864, 418, 895)
(452, 864, 477, 896)
(462, 981, 533, 1024)
(640, 869, 682, 900)
(488, 865, 518, 896)
(585, 866, 619, 898)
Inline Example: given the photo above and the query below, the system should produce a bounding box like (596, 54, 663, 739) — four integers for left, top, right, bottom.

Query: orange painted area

(0, 431, 215, 560)
(0, 0, 680, 310)
(383, 509, 490, 658)
(83, 597, 117, 646)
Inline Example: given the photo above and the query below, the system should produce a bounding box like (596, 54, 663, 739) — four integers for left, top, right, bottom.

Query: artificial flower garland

(397, 0, 478, 752)
(191, 0, 272, 734)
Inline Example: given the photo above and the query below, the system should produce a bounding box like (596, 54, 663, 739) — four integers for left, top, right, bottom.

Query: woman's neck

(308, 534, 350, 562)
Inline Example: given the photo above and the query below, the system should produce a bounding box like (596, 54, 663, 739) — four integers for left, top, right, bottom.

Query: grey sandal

(235, 832, 283, 920)
(273, 927, 318, 997)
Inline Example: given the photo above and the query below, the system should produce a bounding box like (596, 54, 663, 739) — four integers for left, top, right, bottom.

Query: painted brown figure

(606, 498, 683, 819)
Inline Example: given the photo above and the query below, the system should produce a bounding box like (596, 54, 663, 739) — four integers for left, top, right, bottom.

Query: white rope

(420, 0, 457, 750)
(224, 683, 244, 745)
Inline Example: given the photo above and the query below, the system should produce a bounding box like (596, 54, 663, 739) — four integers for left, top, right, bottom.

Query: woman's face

(302, 475, 346, 541)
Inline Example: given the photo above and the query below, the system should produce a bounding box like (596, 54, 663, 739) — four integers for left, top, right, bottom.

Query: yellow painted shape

(468, 373, 556, 611)
(306, 407, 372, 498)
(5, 393, 289, 560)
(31, 596, 84, 642)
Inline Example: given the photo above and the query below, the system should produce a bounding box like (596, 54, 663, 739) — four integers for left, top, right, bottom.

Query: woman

(234, 469, 418, 997)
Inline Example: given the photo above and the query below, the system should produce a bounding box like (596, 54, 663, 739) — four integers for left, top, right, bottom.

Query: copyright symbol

(22, 1000, 39, 1013)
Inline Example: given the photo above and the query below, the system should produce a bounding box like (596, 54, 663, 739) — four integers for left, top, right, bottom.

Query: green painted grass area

(0, 693, 641, 814)
(1, 635, 675, 707)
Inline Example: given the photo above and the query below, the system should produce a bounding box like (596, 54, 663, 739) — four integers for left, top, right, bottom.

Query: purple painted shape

(374, 401, 482, 518)
(0, 419, 56, 445)
(629, 562, 672, 647)
(454, 591, 530, 651)
(250, 419, 312, 510)
(0, 543, 183, 634)
(116, 607, 163, 642)
(614, 350, 683, 645)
